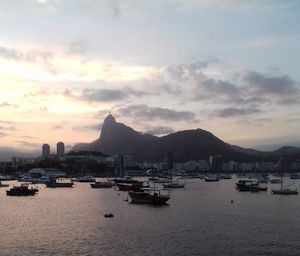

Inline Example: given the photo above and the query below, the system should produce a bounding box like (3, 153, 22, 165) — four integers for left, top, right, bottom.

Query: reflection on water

(1, 177, 300, 256)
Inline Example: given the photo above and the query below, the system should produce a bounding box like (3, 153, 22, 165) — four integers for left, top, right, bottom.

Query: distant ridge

(72, 114, 300, 162)
(72, 114, 246, 161)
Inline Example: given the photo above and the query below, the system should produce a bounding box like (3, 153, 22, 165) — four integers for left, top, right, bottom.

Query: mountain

(73, 114, 253, 162)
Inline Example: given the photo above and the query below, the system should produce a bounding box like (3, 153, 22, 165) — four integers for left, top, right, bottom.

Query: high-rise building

(209, 155, 223, 172)
(42, 144, 50, 158)
(57, 141, 65, 157)
(167, 152, 174, 170)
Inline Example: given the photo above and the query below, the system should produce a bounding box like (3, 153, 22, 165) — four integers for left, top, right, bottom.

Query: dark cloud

(215, 107, 261, 118)
(145, 126, 175, 135)
(118, 104, 196, 121)
(81, 89, 127, 102)
(243, 71, 300, 104)
(64, 86, 151, 103)
(73, 123, 102, 132)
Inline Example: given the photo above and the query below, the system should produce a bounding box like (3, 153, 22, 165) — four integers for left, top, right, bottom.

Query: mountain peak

(104, 114, 116, 124)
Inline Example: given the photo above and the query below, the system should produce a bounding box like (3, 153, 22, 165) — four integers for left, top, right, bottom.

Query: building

(57, 141, 65, 157)
(209, 155, 223, 172)
(167, 152, 174, 170)
(42, 144, 50, 158)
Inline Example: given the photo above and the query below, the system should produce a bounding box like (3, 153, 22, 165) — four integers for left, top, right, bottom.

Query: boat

(0, 181, 9, 187)
(6, 184, 38, 196)
(90, 181, 114, 188)
(236, 180, 268, 192)
(270, 178, 281, 184)
(45, 178, 74, 188)
(220, 174, 232, 179)
(290, 173, 300, 179)
(116, 182, 144, 191)
(148, 177, 172, 183)
(163, 179, 185, 188)
(129, 188, 170, 204)
(204, 175, 219, 182)
(76, 176, 96, 182)
(113, 176, 140, 184)
(272, 174, 298, 195)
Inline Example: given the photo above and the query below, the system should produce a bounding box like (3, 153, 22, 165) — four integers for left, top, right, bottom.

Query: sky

(0, 0, 300, 155)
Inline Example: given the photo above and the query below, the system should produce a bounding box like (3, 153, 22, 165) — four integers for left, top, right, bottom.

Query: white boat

(272, 174, 298, 195)
(163, 180, 185, 188)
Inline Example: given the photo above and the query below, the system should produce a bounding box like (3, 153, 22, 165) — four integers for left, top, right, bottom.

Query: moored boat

(76, 176, 96, 182)
(6, 184, 38, 196)
(236, 180, 267, 192)
(205, 175, 219, 182)
(116, 182, 144, 191)
(129, 188, 170, 204)
(163, 180, 185, 188)
(0, 181, 9, 187)
(90, 181, 113, 188)
(46, 178, 74, 188)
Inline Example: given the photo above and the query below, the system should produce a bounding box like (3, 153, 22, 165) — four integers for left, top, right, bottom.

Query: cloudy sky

(0, 0, 300, 154)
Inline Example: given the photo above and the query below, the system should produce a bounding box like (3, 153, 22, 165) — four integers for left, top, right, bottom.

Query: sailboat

(271, 173, 298, 195)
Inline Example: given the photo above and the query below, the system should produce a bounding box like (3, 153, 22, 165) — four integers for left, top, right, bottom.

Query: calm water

(1, 177, 300, 256)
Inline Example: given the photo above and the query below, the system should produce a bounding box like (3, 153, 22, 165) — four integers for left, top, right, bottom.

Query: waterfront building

(42, 144, 51, 158)
(209, 155, 223, 172)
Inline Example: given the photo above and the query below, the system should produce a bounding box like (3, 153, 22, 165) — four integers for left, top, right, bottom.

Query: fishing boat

(128, 188, 170, 204)
(90, 181, 114, 188)
(272, 174, 298, 195)
(6, 184, 38, 196)
(236, 180, 267, 192)
(45, 178, 74, 188)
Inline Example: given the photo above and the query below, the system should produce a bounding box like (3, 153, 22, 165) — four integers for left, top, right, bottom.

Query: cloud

(52, 125, 63, 130)
(0, 46, 21, 60)
(215, 107, 262, 118)
(0, 102, 18, 108)
(145, 126, 175, 135)
(73, 123, 102, 132)
(64, 86, 151, 103)
(15, 141, 41, 148)
(243, 71, 300, 104)
(0, 126, 17, 131)
(0, 132, 8, 138)
(117, 104, 196, 121)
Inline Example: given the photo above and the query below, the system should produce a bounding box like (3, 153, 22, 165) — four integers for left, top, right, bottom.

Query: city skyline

(1, 0, 300, 153)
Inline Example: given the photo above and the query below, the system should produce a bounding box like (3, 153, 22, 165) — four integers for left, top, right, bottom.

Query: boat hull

(129, 191, 170, 204)
(46, 182, 73, 188)
(272, 189, 298, 195)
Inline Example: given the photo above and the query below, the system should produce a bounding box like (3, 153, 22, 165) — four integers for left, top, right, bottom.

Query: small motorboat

(6, 184, 38, 196)
(104, 213, 114, 218)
